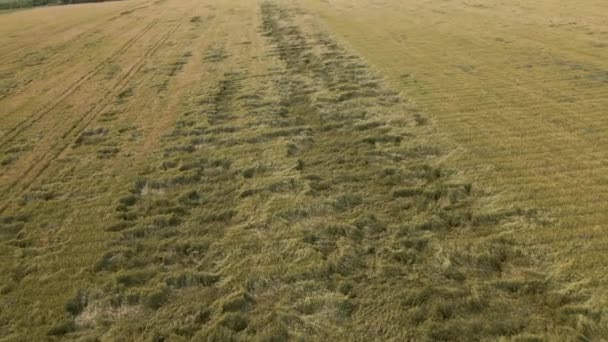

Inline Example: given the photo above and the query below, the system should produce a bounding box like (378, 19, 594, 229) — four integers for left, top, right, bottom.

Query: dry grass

(0, 0, 606, 340)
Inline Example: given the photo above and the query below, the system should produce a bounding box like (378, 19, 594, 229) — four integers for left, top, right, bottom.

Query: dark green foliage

(220, 313, 248, 332)
(333, 193, 362, 211)
(144, 287, 170, 310)
(178, 190, 201, 206)
(74, 127, 109, 146)
(115, 270, 155, 287)
(493, 279, 547, 295)
(47, 320, 75, 336)
(392, 187, 423, 198)
(352, 213, 386, 233)
(0, 213, 28, 237)
(165, 272, 219, 288)
(65, 289, 88, 316)
(221, 292, 255, 313)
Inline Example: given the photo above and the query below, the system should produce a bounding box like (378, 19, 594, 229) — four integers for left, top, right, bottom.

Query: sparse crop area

(0, 0, 606, 340)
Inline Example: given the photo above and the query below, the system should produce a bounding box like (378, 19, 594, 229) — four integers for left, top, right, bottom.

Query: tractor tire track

(0, 17, 186, 215)
(0, 0, 154, 64)
(0, 27, 96, 66)
(0, 18, 161, 148)
(0, 18, 137, 102)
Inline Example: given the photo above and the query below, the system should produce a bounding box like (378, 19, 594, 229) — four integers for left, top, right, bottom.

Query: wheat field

(0, 0, 606, 340)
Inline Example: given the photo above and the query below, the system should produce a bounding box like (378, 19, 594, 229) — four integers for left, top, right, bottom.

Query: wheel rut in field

(0, 0, 154, 65)
(0, 16, 187, 214)
(0, 14, 152, 103)
(0, 18, 161, 147)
